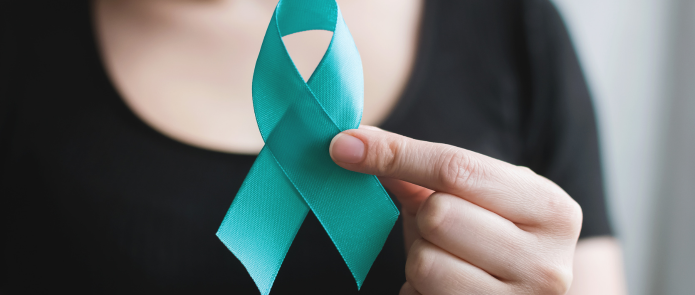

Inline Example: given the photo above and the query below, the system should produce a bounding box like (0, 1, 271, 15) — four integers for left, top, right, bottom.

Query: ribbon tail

(265, 104, 400, 289)
(216, 146, 309, 295)
(315, 170, 399, 289)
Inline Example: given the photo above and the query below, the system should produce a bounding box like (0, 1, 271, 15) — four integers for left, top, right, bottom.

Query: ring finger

(416, 192, 535, 281)
(406, 238, 510, 294)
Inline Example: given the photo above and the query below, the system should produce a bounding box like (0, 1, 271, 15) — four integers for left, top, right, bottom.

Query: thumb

(329, 126, 433, 251)
(328, 126, 433, 215)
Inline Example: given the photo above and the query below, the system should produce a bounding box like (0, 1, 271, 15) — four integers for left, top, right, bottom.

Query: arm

(568, 237, 627, 295)
(522, 2, 625, 292)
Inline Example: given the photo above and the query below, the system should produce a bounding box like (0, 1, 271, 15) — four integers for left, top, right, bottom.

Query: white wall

(650, 2, 695, 294)
(550, 1, 675, 294)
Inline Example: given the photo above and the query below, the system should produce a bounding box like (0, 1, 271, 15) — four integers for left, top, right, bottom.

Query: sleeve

(1, 2, 18, 290)
(0, 0, 17, 156)
(520, 0, 614, 239)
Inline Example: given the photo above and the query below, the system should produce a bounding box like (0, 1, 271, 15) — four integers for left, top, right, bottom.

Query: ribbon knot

(216, 0, 400, 294)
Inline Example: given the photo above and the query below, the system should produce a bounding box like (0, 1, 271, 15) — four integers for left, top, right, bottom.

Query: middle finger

(417, 192, 536, 281)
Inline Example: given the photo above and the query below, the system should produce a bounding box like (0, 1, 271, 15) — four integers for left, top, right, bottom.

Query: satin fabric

(216, 1, 399, 294)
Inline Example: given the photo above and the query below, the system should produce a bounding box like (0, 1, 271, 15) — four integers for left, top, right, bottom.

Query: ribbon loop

(217, 1, 399, 294)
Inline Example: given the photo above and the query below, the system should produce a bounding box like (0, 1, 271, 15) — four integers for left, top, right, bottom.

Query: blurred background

(551, 0, 694, 294)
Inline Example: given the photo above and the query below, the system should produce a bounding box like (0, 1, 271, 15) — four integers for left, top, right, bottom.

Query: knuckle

(527, 173, 583, 236)
(517, 166, 537, 176)
(565, 199, 583, 234)
(438, 149, 478, 190)
(399, 282, 420, 295)
(416, 193, 454, 240)
(543, 190, 583, 235)
(370, 135, 407, 176)
(405, 239, 436, 287)
(527, 263, 573, 295)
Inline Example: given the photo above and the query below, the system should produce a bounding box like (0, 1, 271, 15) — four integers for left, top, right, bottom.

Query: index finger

(329, 127, 576, 226)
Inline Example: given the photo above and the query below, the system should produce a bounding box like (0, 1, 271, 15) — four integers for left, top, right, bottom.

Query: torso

(1, 1, 611, 293)
(93, 0, 422, 154)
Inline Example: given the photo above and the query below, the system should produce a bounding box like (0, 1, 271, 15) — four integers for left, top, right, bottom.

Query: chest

(3, 1, 533, 292)
(93, 0, 422, 154)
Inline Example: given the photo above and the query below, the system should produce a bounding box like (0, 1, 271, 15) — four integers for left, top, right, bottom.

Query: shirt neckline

(84, 0, 433, 157)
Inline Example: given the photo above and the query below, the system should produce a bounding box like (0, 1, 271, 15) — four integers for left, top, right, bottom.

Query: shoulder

(387, 0, 573, 163)
(1, 1, 94, 88)
(1, 1, 90, 56)
(1, 1, 96, 131)
(430, 0, 568, 45)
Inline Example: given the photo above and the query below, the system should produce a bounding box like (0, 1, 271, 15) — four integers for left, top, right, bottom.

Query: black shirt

(1, 0, 612, 294)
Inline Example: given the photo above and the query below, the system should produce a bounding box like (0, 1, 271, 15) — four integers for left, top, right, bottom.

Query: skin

(330, 127, 626, 294)
(94, 0, 419, 154)
(94, 0, 627, 293)
(330, 127, 581, 294)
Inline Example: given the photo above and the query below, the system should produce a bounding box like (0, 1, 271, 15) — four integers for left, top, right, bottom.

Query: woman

(1, 0, 626, 294)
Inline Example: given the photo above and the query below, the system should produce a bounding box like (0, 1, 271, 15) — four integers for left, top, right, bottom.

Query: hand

(329, 126, 582, 295)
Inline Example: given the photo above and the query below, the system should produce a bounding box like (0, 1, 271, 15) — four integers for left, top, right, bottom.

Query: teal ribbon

(216, 0, 400, 294)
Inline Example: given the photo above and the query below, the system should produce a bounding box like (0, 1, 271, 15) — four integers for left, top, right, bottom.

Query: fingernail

(330, 133, 365, 164)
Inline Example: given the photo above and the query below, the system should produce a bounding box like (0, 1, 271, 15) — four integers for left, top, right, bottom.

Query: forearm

(567, 237, 627, 295)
